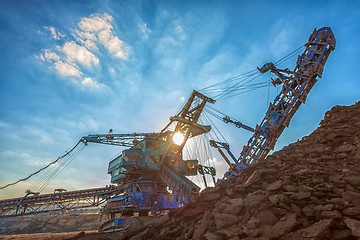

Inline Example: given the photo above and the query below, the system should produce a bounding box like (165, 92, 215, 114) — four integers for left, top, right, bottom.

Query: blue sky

(0, 0, 359, 199)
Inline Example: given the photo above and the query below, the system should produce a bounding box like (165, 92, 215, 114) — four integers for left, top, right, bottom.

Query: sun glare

(172, 132, 185, 146)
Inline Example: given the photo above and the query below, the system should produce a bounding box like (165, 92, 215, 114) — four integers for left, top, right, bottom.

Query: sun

(172, 132, 185, 146)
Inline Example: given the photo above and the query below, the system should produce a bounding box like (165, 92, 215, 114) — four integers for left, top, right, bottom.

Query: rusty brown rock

(330, 198, 349, 206)
(283, 184, 297, 192)
(216, 225, 243, 238)
(214, 213, 239, 229)
(256, 210, 278, 226)
(192, 210, 210, 239)
(223, 198, 244, 215)
(266, 180, 283, 191)
(302, 205, 315, 217)
(342, 191, 360, 208)
(319, 210, 342, 219)
(228, 237, 241, 240)
(335, 144, 356, 153)
(204, 231, 224, 240)
(331, 229, 353, 240)
(342, 207, 360, 216)
(202, 191, 222, 202)
(344, 175, 360, 185)
(181, 205, 204, 219)
(268, 212, 298, 239)
(291, 191, 311, 200)
(343, 218, 360, 237)
(244, 193, 265, 208)
(280, 218, 335, 240)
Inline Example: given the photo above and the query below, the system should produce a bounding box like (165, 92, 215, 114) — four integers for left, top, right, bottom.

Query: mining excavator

(0, 27, 335, 233)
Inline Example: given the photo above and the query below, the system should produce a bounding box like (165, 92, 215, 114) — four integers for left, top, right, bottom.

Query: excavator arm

(81, 130, 157, 147)
(228, 27, 336, 176)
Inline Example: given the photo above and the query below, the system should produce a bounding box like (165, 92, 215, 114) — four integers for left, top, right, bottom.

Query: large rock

(343, 218, 360, 237)
(202, 191, 222, 202)
(216, 225, 243, 238)
(244, 192, 265, 208)
(320, 210, 342, 219)
(224, 198, 244, 215)
(335, 144, 356, 153)
(266, 180, 283, 191)
(342, 207, 360, 216)
(256, 210, 278, 226)
(291, 191, 311, 200)
(214, 213, 239, 229)
(281, 218, 335, 240)
(204, 231, 223, 240)
(264, 213, 298, 239)
(342, 191, 360, 208)
(331, 229, 353, 240)
(193, 210, 210, 239)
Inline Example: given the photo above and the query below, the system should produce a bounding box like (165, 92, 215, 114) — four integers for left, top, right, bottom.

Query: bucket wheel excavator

(0, 28, 335, 234)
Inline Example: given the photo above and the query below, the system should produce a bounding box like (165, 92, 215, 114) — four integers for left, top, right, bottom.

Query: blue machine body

(104, 179, 180, 215)
(82, 90, 215, 215)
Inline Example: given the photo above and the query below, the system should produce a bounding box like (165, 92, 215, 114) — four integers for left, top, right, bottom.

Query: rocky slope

(114, 102, 360, 240)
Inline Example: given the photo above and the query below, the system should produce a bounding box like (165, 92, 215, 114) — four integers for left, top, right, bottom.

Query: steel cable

(0, 140, 82, 190)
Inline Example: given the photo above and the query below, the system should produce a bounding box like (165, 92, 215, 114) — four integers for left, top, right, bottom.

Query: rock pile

(125, 102, 360, 240)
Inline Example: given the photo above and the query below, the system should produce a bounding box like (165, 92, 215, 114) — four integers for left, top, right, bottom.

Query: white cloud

(62, 42, 99, 67)
(74, 29, 98, 49)
(78, 13, 113, 32)
(76, 13, 128, 59)
(81, 77, 103, 88)
(99, 29, 127, 58)
(48, 26, 65, 40)
(54, 60, 82, 77)
(40, 49, 82, 77)
(39, 13, 129, 89)
(41, 49, 60, 62)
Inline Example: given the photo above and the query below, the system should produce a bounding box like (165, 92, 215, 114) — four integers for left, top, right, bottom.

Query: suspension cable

(28, 144, 83, 192)
(37, 144, 85, 192)
(215, 73, 264, 100)
(198, 69, 259, 92)
(274, 45, 304, 66)
(0, 140, 82, 190)
(197, 44, 305, 101)
(202, 112, 228, 144)
(29, 145, 82, 191)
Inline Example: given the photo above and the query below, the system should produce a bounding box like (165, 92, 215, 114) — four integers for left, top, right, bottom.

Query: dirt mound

(113, 102, 360, 240)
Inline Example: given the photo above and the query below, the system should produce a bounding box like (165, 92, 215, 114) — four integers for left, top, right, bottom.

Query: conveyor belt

(0, 185, 124, 217)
